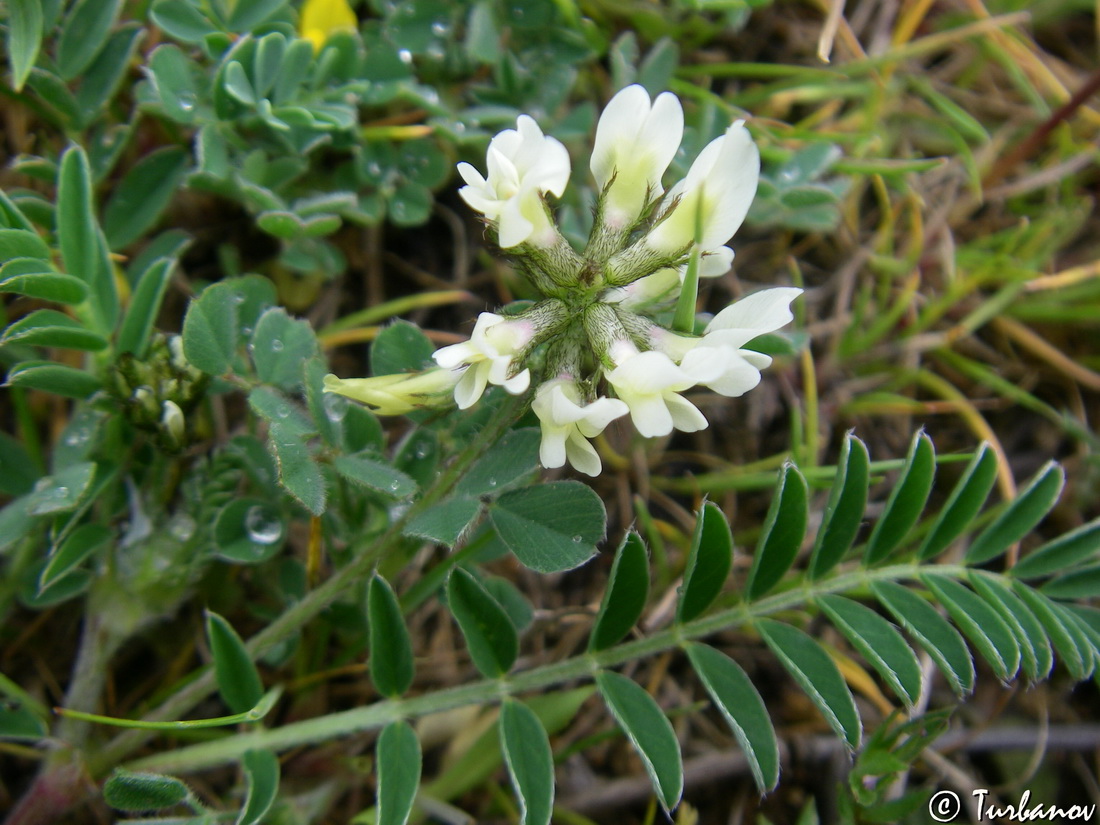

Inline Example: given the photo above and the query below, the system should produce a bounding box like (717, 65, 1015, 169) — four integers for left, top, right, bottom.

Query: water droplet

(512, 6, 525, 17)
(231, 292, 247, 304)
(572, 535, 583, 543)
(169, 514, 196, 542)
(245, 505, 283, 545)
(177, 93, 196, 112)
(323, 393, 348, 422)
(241, 325, 253, 337)
(414, 444, 429, 458)
(276, 404, 291, 418)
(430, 21, 448, 35)
(487, 477, 497, 488)
(778, 168, 798, 183)
(270, 338, 284, 352)
(366, 161, 382, 176)
(65, 429, 89, 447)
(398, 49, 413, 64)
(453, 122, 466, 134)
(389, 479, 401, 491)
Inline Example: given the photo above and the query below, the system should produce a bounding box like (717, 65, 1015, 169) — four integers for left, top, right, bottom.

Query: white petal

(697, 121, 760, 250)
(538, 425, 568, 469)
(704, 287, 803, 345)
(679, 345, 729, 385)
(532, 136, 571, 197)
(643, 92, 685, 183)
(454, 363, 488, 409)
(627, 394, 674, 438)
(433, 341, 479, 369)
(665, 393, 709, 432)
(496, 197, 536, 247)
(608, 350, 694, 394)
(500, 368, 530, 395)
(565, 431, 602, 476)
(591, 85, 650, 188)
(577, 396, 629, 436)
(699, 246, 734, 278)
(456, 162, 486, 188)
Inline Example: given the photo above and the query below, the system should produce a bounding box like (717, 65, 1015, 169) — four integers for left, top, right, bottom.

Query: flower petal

(665, 392, 709, 432)
(565, 431, 602, 476)
(704, 287, 803, 345)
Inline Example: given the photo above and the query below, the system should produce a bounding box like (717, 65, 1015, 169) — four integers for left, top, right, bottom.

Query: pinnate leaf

(678, 501, 732, 622)
(368, 575, 414, 698)
(919, 443, 997, 560)
(809, 433, 869, 578)
(590, 531, 649, 651)
(746, 463, 807, 600)
(447, 568, 518, 678)
(377, 721, 420, 825)
(966, 461, 1063, 565)
(206, 611, 264, 714)
(499, 699, 555, 825)
(489, 481, 605, 573)
(864, 432, 934, 565)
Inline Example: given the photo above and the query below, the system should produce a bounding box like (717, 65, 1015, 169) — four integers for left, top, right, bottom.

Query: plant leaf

(595, 670, 683, 812)
(447, 568, 518, 678)
(237, 750, 279, 825)
(456, 428, 542, 497)
(919, 443, 998, 560)
(590, 531, 649, 651)
(966, 461, 1064, 565)
(182, 282, 239, 375)
(809, 433, 869, 578)
(1011, 582, 1092, 681)
(39, 524, 112, 592)
(116, 258, 175, 358)
(864, 432, 935, 565)
(7, 0, 43, 91)
(489, 481, 605, 574)
(0, 259, 88, 303)
(920, 574, 1020, 681)
(1012, 517, 1100, 579)
(0, 309, 109, 351)
(746, 463, 808, 600)
(250, 306, 321, 390)
(499, 699, 555, 825)
(368, 575, 414, 698)
(871, 580, 974, 695)
(206, 611, 264, 714)
(403, 496, 481, 547)
(757, 618, 862, 748)
(968, 573, 1052, 681)
(6, 361, 103, 399)
(333, 454, 417, 499)
(678, 501, 733, 622)
(103, 147, 190, 249)
(102, 770, 190, 812)
(56, 0, 123, 80)
(377, 720, 421, 825)
(371, 319, 434, 376)
(269, 421, 326, 515)
(685, 642, 779, 792)
(818, 594, 923, 706)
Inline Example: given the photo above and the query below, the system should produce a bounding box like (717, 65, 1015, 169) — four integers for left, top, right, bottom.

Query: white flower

(532, 378, 628, 476)
(432, 313, 534, 409)
(644, 121, 759, 255)
(590, 85, 684, 229)
(604, 349, 709, 438)
(456, 115, 570, 248)
(323, 368, 461, 415)
(653, 287, 802, 397)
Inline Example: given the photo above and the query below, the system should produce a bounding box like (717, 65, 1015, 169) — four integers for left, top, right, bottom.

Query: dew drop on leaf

(245, 505, 282, 545)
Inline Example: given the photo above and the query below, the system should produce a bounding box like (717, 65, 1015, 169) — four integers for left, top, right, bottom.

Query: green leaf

(56, 0, 123, 80)
(499, 699, 555, 825)
(920, 574, 1019, 681)
(403, 496, 481, 547)
(39, 524, 112, 592)
(394, 429, 438, 487)
(368, 575, 415, 698)
(456, 428, 541, 498)
(968, 573, 1052, 681)
(214, 499, 285, 564)
(26, 462, 97, 515)
(377, 720, 421, 825)
(589, 531, 649, 652)
(224, 60, 257, 106)
(333, 454, 417, 499)
(148, 43, 200, 123)
(237, 750, 279, 825)
(489, 481, 605, 574)
(685, 642, 779, 792)
(0, 189, 35, 232)
(0, 259, 89, 303)
(757, 618, 862, 749)
(966, 462, 1064, 565)
(595, 670, 683, 811)
(818, 595, 922, 706)
(447, 568, 518, 678)
(6, 0, 43, 91)
(103, 769, 190, 812)
(746, 463, 808, 600)
(5, 361, 102, 399)
(871, 580, 974, 695)
(1011, 582, 1092, 681)
(1012, 517, 1100, 579)
(0, 310, 109, 351)
(250, 307, 321, 390)
(371, 320, 435, 376)
(864, 432, 935, 565)
(0, 431, 39, 496)
(248, 386, 314, 435)
(182, 281, 239, 375)
(206, 611, 264, 714)
(0, 703, 48, 740)
(0, 228, 51, 260)
(75, 24, 144, 123)
(103, 147, 190, 249)
(57, 145, 117, 332)
(678, 501, 733, 622)
(1042, 565, 1100, 600)
(227, 0, 287, 31)
(151, 0, 217, 43)
(116, 258, 175, 358)
(809, 433, 869, 578)
(269, 421, 326, 515)
(390, 181, 433, 227)
(918, 443, 998, 560)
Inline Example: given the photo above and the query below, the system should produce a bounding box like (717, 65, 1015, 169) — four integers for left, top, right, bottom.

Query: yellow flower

(323, 369, 460, 416)
(299, 0, 357, 52)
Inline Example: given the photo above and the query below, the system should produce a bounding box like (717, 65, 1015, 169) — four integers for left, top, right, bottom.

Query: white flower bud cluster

(326, 85, 802, 476)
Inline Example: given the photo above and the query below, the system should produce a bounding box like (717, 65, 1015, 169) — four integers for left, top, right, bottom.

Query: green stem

(124, 562, 971, 775)
(91, 398, 526, 775)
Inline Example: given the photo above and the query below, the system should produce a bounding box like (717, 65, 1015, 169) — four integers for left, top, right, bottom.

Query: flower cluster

(326, 85, 802, 476)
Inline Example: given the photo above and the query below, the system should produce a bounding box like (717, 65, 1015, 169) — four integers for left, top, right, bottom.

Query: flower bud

(323, 368, 461, 415)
